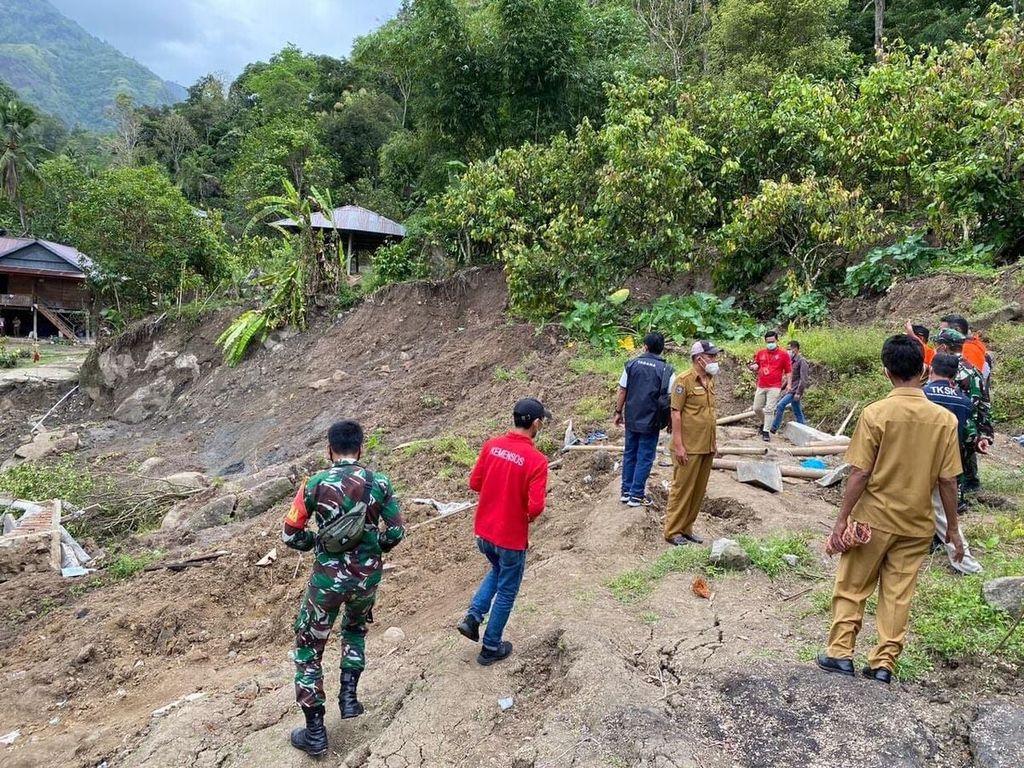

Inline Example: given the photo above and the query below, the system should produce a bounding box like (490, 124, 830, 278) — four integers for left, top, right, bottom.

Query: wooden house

(0, 236, 94, 342)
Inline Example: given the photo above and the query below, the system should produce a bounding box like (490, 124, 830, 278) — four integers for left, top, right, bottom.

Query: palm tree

(0, 99, 44, 233)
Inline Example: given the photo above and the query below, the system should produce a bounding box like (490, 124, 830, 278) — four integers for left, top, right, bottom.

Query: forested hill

(0, 0, 185, 129)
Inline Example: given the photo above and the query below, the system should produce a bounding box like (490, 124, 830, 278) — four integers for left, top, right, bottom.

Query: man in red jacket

(457, 398, 550, 666)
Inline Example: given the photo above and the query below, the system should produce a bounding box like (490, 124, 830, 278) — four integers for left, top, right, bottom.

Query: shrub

(843, 234, 939, 297)
(634, 293, 760, 345)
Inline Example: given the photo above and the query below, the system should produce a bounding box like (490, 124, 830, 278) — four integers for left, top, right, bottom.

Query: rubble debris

(0, 729, 20, 745)
(151, 692, 206, 719)
(255, 548, 278, 567)
(498, 697, 515, 711)
(735, 461, 783, 493)
(784, 422, 850, 447)
(13, 429, 80, 463)
(816, 464, 852, 488)
(692, 576, 712, 599)
(411, 498, 474, 517)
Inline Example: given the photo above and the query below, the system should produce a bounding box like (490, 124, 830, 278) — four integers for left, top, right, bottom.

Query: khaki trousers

(664, 453, 713, 540)
(826, 529, 931, 670)
(753, 387, 781, 432)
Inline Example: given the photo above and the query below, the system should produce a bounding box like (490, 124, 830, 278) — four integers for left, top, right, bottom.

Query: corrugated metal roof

(271, 205, 406, 238)
(0, 237, 94, 273)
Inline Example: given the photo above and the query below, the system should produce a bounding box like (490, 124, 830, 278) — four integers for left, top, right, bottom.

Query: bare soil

(1, 268, 1021, 768)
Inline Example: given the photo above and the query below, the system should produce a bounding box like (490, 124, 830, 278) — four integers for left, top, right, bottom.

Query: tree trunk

(874, 0, 886, 60)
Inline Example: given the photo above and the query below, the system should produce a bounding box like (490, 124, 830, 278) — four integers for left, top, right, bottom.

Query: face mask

(704, 361, 720, 376)
(766, 343, 778, 351)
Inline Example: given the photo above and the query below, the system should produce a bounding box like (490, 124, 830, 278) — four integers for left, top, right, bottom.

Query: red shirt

(469, 432, 548, 551)
(754, 347, 792, 388)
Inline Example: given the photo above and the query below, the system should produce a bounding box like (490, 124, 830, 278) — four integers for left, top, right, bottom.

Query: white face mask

(704, 361, 720, 376)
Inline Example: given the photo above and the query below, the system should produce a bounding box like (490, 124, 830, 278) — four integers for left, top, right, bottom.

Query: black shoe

(290, 705, 328, 756)
(816, 653, 855, 677)
(339, 669, 364, 719)
(667, 535, 690, 547)
(477, 641, 513, 666)
(862, 666, 892, 684)
(683, 533, 704, 545)
(457, 614, 480, 642)
(963, 482, 981, 494)
(761, 430, 771, 442)
(930, 534, 944, 554)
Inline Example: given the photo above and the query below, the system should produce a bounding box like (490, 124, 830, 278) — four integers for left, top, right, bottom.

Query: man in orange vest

(940, 314, 989, 388)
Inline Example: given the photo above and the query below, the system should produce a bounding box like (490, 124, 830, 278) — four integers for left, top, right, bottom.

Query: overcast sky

(50, 0, 403, 86)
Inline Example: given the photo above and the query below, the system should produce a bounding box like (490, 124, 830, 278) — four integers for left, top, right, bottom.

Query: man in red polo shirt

(749, 330, 792, 441)
(456, 398, 550, 666)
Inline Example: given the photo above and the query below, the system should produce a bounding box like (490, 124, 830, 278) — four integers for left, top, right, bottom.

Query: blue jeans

(468, 538, 527, 650)
(621, 429, 660, 499)
(771, 392, 806, 432)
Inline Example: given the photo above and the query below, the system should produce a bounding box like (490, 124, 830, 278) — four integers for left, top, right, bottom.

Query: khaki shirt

(845, 388, 962, 538)
(671, 368, 717, 455)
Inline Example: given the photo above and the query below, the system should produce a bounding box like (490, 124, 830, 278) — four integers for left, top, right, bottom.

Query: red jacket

(469, 432, 548, 551)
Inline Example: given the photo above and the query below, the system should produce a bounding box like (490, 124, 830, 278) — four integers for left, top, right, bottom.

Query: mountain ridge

(0, 0, 185, 129)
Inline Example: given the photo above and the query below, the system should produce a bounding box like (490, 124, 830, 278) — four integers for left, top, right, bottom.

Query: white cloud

(50, 0, 402, 85)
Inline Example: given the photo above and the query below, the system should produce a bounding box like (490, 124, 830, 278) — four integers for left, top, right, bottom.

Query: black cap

(513, 398, 552, 423)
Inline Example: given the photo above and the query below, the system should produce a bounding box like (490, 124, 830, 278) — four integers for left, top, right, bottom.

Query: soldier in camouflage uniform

(282, 420, 405, 756)
(934, 329, 993, 496)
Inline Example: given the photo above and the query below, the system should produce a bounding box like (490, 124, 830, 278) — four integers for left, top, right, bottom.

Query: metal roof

(0, 236, 94, 273)
(270, 205, 406, 238)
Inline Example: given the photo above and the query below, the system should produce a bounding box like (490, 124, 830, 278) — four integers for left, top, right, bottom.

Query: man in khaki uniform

(818, 335, 964, 684)
(664, 340, 720, 546)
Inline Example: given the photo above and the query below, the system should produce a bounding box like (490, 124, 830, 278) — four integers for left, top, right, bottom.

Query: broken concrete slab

(784, 422, 850, 447)
(815, 463, 852, 488)
(736, 461, 783, 493)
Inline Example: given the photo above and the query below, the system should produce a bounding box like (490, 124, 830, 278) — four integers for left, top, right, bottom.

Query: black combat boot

(290, 705, 328, 756)
(339, 669, 365, 718)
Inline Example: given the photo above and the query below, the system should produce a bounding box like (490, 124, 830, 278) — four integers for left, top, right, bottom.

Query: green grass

(726, 326, 892, 377)
(639, 611, 660, 625)
(568, 349, 628, 379)
(494, 365, 529, 383)
(574, 394, 610, 423)
(987, 322, 1024, 430)
(607, 545, 713, 603)
(398, 435, 478, 468)
(979, 465, 1024, 499)
(108, 550, 163, 579)
(737, 533, 815, 578)
(970, 294, 1005, 315)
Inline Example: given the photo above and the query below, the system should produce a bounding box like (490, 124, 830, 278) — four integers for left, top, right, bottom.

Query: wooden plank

(717, 410, 755, 426)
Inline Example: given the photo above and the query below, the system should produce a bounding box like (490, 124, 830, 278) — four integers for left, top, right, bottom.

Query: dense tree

(0, 99, 44, 232)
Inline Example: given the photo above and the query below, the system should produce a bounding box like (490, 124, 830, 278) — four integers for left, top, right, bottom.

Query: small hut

(272, 205, 406, 276)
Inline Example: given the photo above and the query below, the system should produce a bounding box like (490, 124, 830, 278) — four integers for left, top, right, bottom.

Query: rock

(784, 422, 849, 447)
(709, 538, 752, 570)
(160, 471, 208, 490)
(96, 350, 136, 389)
(13, 430, 80, 462)
(782, 554, 800, 567)
(343, 744, 372, 768)
(2, 512, 16, 534)
(736, 461, 783, 493)
(138, 457, 165, 475)
(983, 577, 1024, 615)
(161, 494, 236, 531)
(382, 627, 406, 644)
(498, 696, 514, 711)
(173, 353, 201, 380)
(510, 745, 536, 768)
(307, 377, 334, 391)
(589, 451, 614, 473)
(815, 463, 852, 488)
(235, 477, 293, 519)
(970, 701, 1024, 768)
(74, 644, 97, 665)
(113, 376, 175, 424)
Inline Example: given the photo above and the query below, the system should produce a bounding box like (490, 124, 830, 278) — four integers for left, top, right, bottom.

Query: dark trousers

(468, 538, 527, 650)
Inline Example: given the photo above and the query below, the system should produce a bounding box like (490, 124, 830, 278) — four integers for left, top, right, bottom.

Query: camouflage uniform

(282, 460, 404, 709)
(954, 357, 993, 492)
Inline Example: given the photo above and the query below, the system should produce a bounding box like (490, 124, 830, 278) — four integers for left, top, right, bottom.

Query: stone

(2, 512, 16, 535)
(13, 430, 80, 463)
(498, 696, 514, 711)
(161, 494, 236, 531)
(138, 457, 165, 475)
(815, 463, 852, 488)
(74, 644, 97, 665)
(382, 626, 406, 644)
(970, 701, 1024, 768)
(784, 422, 850, 447)
(982, 577, 1024, 615)
(782, 554, 799, 567)
(736, 461, 783, 493)
(160, 471, 208, 490)
(235, 477, 293, 519)
(113, 376, 175, 424)
(709, 538, 752, 570)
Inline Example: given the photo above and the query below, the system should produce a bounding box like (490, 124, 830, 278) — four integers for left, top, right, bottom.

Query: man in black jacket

(615, 332, 673, 507)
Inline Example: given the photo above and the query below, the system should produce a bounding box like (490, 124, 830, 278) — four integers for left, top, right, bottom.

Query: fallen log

(142, 550, 231, 573)
(564, 444, 622, 453)
(834, 404, 858, 437)
(717, 446, 769, 455)
(716, 410, 755, 426)
(711, 459, 829, 479)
